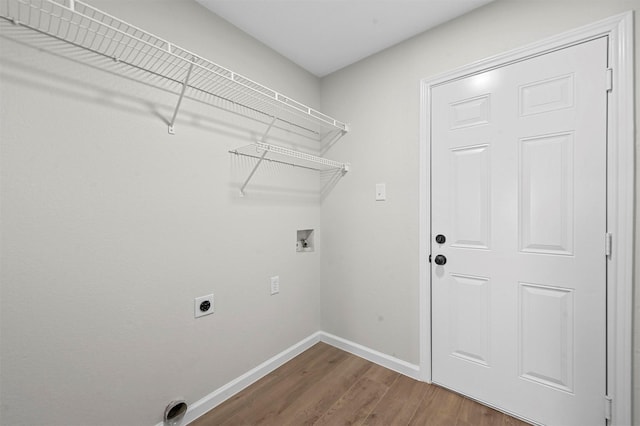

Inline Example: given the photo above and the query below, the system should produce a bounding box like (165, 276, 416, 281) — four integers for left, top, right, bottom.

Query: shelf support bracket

(239, 148, 268, 197)
(320, 128, 346, 156)
(168, 59, 195, 135)
(257, 116, 277, 143)
(239, 117, 277, 196)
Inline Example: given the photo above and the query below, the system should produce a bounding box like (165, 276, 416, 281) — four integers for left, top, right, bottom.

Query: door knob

(435, 234, 446, 244)
(434, 254, 447, 265)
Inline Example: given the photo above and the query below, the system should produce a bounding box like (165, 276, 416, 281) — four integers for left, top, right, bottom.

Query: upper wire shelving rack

(0, 0, 350, 141)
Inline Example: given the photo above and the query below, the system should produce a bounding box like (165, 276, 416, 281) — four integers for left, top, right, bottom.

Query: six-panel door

(431, 37, 608, 425)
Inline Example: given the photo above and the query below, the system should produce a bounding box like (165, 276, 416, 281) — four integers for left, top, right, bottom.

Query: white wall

(320, 0, 639, 419)
(0, 1, 324, 425)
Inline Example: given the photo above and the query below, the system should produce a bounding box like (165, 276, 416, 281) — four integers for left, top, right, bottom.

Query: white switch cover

(270, 276, 280, 295)
(375, 183, 386, 201)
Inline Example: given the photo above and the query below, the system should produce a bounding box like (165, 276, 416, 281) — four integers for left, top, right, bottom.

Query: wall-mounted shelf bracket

(258, 116, 277, 143)
(320, 126, 349, 156)
(237, 117, 277, 196)
(238, 147, 268, 197)
(168, 59, 195, 135)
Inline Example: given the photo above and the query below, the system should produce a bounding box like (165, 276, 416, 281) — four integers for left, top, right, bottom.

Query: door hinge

(605, 232, 612, 257)
(605, 395, 612, 421)
(428, 254, 432, 263)
(606, 68, 613, 92)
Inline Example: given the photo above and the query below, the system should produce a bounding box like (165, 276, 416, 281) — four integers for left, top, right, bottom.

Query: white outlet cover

(270, 276, 279, 295)
(194, 294, 214, 318)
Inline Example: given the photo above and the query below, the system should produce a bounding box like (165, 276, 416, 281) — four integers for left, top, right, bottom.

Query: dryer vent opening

(164, 400, 187, 425)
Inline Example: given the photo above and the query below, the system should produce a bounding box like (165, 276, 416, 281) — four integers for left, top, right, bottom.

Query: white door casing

(431, 37, 606, 425)
(419, 12, 634, 426)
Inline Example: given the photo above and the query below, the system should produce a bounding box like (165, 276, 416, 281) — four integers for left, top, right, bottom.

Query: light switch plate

(270, 276, 280, 295)
(376, 183, 386, 201)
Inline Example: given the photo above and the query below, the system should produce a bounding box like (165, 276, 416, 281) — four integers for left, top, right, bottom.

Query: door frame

(418, 12, 634, 425)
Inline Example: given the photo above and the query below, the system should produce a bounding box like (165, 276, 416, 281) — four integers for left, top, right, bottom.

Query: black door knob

(434, 255, 447, 265)
(435, 234, 446, 244)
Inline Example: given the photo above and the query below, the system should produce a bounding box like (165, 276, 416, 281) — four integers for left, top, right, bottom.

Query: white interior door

(431, 37, 608, 426)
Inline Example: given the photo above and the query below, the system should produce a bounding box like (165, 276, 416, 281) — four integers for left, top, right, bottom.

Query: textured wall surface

(0, 1, 323, 424)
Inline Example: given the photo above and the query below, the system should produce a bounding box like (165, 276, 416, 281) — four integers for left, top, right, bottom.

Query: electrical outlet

(270, 276, 280, 295)
(194, 294, 214, 318)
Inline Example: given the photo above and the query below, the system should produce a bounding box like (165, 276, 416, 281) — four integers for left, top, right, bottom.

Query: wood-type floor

(191, 342, 531, 426)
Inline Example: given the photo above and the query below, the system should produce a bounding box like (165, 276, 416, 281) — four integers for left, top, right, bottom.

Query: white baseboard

(168, 331, 421, 426)
(163, 332, 322, 426)
(317, 331, 421, 380)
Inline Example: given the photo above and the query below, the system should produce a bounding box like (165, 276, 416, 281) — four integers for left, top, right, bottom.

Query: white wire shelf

(0, 0, 350, 138)
(231, 142, 350, 172)
(230, 142, 350, 196)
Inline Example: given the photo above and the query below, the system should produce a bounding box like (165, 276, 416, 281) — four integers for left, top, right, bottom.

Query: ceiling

(196, 0, 494, 77)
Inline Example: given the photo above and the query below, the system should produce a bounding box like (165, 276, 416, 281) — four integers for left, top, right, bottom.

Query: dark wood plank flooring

(190, 342, 531, 426)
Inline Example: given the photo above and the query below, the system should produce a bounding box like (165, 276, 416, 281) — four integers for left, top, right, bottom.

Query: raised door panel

(451, 145, 491, 249)
(450, 95, 491, 129)
(519, 132, 574, 255)
(518, 282, 574, 393)
(449, 274, 491, 367)
(519, 74, 574, 116)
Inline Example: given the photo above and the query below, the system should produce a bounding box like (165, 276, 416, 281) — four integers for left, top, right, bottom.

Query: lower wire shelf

(229, 142, 350, 195)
